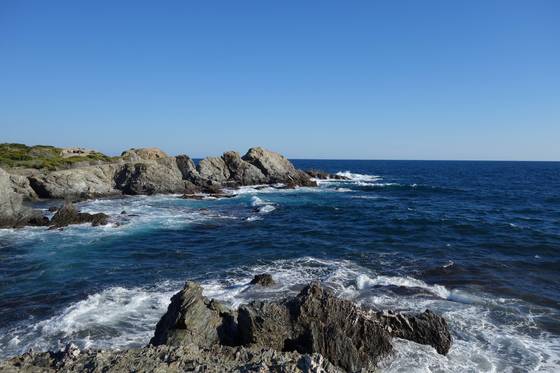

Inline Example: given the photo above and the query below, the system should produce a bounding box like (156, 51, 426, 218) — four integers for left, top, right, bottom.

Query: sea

(0, 160, 559, 372)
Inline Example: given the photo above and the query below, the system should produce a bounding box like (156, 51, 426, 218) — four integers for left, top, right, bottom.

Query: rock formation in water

(0, 146, 320, 228)
(6, 146, 316, 201)
(0, 281, 452, 372)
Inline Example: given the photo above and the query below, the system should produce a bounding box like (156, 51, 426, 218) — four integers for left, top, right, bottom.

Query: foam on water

(335, 171, 382, 182)
(0, 282, 180, 357)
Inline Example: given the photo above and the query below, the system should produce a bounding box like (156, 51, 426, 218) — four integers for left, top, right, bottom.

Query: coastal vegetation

(0, 143, 114, 170)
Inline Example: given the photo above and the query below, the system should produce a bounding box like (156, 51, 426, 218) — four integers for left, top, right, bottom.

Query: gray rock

(198, 156, 231, 183)
(28, 164, 122, 199)
(0, 168, 46, 228)
(0, 344, 343, 373)
(150, 282, 229, 348)
(238, 282, 393, 371)
(375, 309, 453, 355)
(222, 151, 267, 185)
(121, 147, 168, 161)
(242, 147, 316, 187)
(8, 173, 38, 200)
(114, 158, 189, 195)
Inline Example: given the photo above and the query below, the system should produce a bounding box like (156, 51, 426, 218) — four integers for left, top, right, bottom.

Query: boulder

(249, 274, 275, 287)
(28, 164, 121, 199)
(114, 158, 190, 195)
(222, 151, 267, 185)
(197, 156, 231, 183)
(49, 202, 109, 228)
(242, 147, 316, 187)
(121, 147, 168, 161)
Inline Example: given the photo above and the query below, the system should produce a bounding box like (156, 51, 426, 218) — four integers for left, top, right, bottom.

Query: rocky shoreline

(0, 277, 452, 372)
(0, 146, 343, 229)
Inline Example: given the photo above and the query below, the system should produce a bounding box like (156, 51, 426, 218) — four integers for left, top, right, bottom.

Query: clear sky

(1, 1, 559, 160)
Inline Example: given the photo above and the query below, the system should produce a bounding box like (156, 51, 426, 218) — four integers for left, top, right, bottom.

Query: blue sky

(1, 1, 559, 160)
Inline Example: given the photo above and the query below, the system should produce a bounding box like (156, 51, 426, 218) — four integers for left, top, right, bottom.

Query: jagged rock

(28, 164, 122, 199)
(249, 274, 275, 287)
(150, 282, 232, 348)
(0, 281, 453, 372)
(375, 309, 452, 355)
(49, 202, 109, 228)
(238, 283, 393, 371)
(121, 147, 168, 161)
(223, 151, 268, 185)
(242, 147, 316, 187)
(175, 154, 202, 183)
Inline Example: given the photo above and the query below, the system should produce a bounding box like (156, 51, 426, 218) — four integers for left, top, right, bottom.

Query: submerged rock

(49, 202, 109, 228)
(249, 274, 275, 287)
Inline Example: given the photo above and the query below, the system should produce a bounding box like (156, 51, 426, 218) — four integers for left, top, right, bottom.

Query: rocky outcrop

(28, 164, 122, 199)
(49, 202, 109, 228)
(374, 309, 452, 355)
(150, 281, 451, 372)
(198, 156, 231, 183)
(121, 147, 168, 161)
(114, 158, 194, 195)
(242, 147, 316, 187)
(0, 281, 452, 372)
(0, 168, 46, 228)
(223, 151, 268, 185)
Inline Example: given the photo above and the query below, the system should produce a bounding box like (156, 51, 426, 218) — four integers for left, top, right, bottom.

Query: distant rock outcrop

(1, 146, 321, 228)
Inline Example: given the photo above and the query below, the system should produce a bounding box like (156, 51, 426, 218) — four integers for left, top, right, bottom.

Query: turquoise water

(1, 160, 559, 371)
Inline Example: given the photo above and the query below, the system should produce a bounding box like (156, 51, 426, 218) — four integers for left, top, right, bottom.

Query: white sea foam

(0, 282, 180, 357)
(335, 171, 382, 182)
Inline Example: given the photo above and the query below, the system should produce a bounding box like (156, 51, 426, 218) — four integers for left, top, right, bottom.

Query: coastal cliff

(0, 280, 452, 372)
(0, 146, 324, 228)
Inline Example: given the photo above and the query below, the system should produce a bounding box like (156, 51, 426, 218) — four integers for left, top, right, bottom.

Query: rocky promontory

(0, 280, 452, 372)
(0, 146, 320, 228)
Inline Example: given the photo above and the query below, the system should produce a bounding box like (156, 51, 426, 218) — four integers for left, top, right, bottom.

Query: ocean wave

(0, 282, 180, 358)
(335, 171, 382, 182)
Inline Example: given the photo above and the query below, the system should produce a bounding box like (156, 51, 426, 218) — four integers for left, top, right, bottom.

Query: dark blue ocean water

(1, 160, 559, 371)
